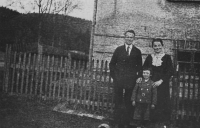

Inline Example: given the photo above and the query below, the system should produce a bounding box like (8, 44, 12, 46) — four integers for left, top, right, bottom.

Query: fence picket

(181, 67, 187, 120)
(53, 58, 59, 100)
(20, 53, 26, 94)
(92, 59, 99, 111)
(49, 56, 55, 98)
(35, 54, 41, 95)
(11, 52, 17, 94)
(4, 45, 11, 93)
(186, 68, 191, 120)
(45, 56, 50, 98)
(40, 55, 45, 98)
(58, 57, 63, 98)
(75, 60, 81, 104)
(16, 53, 22, 93)
(103, 61, 108, 110)
(83, 62, 87, 108)
(79, 68, 84, 105)
(62, 57, 66, 99)
(30, 54, 36, 95)
(97, 60, 104, 111)
(71, 61, 76, 103)
(3, 45, 8, 92)
(191, 71, 196, 118)
(25, 53, 31, 94)
(87, 61, 93, 110)
(109, 75, 114, 111)
(65, 57, 70, 101)
(171, 76, 178, 120)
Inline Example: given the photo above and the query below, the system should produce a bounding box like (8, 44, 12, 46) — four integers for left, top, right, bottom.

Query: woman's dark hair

(152, 38, 163, 47)
(124, 30, 135, 36)
(143, 67, 153, 75)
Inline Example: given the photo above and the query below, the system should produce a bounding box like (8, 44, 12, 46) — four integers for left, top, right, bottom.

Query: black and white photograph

(0, 0, 200, 128)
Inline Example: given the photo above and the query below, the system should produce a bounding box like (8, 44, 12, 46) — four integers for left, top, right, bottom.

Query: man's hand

(152, 79, 163, 88)
(132, 101, 136, 106)
(136, 77, 142, 83)
(151, 104, 155, 109)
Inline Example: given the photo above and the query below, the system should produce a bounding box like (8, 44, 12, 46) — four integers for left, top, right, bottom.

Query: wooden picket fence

(172, 67, 200, 122)
(3, 45, 200, 122)
(3, 45, 114, 112)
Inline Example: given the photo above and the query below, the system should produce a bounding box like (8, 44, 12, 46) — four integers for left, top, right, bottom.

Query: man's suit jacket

(109, 45, 142, 89)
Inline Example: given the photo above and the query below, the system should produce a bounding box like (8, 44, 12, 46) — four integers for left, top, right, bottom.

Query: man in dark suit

(109, 30, 143, 128)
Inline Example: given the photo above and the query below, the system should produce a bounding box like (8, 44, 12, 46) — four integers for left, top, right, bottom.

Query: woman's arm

(143, 55, 151, 69)
(161, 55, 174, 82)
(152, 86, 157, 105)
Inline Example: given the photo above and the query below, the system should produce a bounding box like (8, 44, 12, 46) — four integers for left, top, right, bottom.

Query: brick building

(91, 0, 200, 69)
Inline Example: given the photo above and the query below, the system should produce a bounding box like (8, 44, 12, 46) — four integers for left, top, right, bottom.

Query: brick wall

(93, 0, 200, 62)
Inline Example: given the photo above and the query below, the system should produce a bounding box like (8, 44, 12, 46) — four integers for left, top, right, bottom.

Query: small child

(131, 68, 157, 127)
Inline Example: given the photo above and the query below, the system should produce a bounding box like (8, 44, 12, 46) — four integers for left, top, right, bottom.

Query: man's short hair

(143, 67, 152, 75)
(124, 30, 136, 36)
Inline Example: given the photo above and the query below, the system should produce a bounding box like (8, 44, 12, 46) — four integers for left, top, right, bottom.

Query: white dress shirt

(125, 44, 133, 55)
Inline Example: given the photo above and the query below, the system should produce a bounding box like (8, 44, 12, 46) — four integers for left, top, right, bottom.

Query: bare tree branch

(5, 0, 82, 15)
(34, 0, 40, 6)
(5, 1, 15, 7)
(48, 0, 53, 13)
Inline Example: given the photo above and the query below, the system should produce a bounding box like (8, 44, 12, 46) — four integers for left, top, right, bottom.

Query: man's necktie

(127, 46, 130, 56)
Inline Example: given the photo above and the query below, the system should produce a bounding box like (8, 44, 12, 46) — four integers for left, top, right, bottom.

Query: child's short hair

(143, 67, 152, 75)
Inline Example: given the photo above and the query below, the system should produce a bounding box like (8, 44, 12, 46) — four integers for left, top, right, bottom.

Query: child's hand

(151, 104, 155, 109)
(132, 101, 136, 106)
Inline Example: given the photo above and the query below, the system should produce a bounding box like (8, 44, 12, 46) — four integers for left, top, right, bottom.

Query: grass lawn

(0, 93, 105, 128)
(1, 93, 200, 128)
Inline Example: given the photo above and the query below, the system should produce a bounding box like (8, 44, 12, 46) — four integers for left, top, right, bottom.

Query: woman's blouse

(143, 54, 173, 82)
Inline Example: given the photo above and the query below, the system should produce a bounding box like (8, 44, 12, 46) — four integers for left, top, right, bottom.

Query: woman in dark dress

(143, 38, 173, 124)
